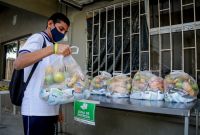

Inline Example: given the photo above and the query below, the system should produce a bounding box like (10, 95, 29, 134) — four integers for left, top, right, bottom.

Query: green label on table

(74, 100, 96, 125)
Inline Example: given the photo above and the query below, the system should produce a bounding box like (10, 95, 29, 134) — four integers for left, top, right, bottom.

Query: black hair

(48, 12, 70, 26)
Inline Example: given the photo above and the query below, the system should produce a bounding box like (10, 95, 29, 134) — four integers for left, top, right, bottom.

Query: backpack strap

(25, 35, 47, 85)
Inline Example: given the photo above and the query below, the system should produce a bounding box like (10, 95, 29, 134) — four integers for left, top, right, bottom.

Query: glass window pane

(184, 49, 195, 78)
(123, 4, 130, 17)
(140, 15, 149, 51)
(123, 54, 130, 73)
(182, 0, 193, 5)
(172, 32, 182, 70)
(160, 0, 169, 10)
(5, 42, 18, 80)
(184, 30, 195, 47)
(197, 29, 200, 69)
(115, 6, 122, 36)
(150, 35, 159, 70)
(93, 56, 98, 76)
(107, 7, 114, 21)
(107, 22, 114, 54)
(123, 19, 130, 52)
(100, 10, 106, 38)
(171, 0, 181, 25)
(100, 39, 106, 71)
(87, 15, 93, 40)
(150, 0, 159, 28)
(141, 52, 149, 70)
(140, 1, 145, 14)
(161, 51, 171, 77)
(94, 11, 99, 24)
(132, 35, 139, 70)
(131, 4, 139, 33)
(183, 5, 194, 23)
(87, 41, 92, 71)
(115, 36, 122, 71)
(107, 54, 113, 74)
(160, 10, 169, 27)
(196, 0, 200, 21)
(93, 25, 99, 55)
(161, 33, 170, 49)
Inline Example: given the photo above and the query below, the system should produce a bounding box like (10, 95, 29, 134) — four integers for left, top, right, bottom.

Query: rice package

(130, 71, 164, 100)
(164, 71, 199, 102)
(106, 74, 132, 98)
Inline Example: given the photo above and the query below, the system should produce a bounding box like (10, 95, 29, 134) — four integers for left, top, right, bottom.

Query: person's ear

(47, 20, 54, 28)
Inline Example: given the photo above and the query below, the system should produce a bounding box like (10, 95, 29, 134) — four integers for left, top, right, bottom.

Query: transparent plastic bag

(90, 71, 112, 95)
(164, 71, 199, 102)
(40, 55, 90, 105)
(106, 74, 132, 98)
(43, 55, 67, 89)
(130, 71, 164, 100)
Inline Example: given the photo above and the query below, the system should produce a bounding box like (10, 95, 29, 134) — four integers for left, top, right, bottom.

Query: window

(86, 0, 200, 90)
(3, 37, 28, 80)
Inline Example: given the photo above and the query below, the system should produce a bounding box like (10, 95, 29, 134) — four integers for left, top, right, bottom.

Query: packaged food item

(106, 74, 132, 98)
(40, 55, 90, 105)
(130, 71, 164, 100)
(164, 71, 199, 102)
(90, 71, 112, 95)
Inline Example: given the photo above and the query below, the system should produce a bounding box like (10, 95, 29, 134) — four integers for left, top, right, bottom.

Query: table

(88, 95, 197, 135)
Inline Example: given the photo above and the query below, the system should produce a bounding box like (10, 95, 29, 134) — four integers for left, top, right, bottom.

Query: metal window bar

(86, 0, 200, 78)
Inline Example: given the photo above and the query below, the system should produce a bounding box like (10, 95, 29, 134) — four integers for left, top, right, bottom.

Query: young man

(14, 13, 71, 135)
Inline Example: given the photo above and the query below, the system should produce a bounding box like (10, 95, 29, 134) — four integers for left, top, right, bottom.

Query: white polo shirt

(19, 32, 59, 116)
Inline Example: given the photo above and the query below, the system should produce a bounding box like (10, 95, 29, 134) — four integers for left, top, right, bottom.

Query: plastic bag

(90, 71, 112, 95)
(40, 55, 90, 105)
(164, 71, 199, 102)
(106, 74, 132, 98)
(130, 71, 164, 100)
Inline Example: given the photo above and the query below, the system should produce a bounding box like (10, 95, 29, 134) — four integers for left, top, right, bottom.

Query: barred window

(86, 0, 200, 88)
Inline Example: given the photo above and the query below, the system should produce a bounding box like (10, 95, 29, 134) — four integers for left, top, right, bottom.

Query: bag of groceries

(130, 71, 164, 100)
(40, 55, 90, 105)
(164, 71, 199, 102)
(90, 71, 112, 95)
(106, 74, 132, 98)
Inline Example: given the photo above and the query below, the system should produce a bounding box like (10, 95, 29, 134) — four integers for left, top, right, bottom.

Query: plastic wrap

(164, 71, 199, 102)
(106, 74, 132, 98)
(90, 71, 112, 95)
(40, 55, 90, 105)
(130, 71, 164, 100)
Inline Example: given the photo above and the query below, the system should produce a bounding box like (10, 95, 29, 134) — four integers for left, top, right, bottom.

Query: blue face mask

(51, 27, 65, 42)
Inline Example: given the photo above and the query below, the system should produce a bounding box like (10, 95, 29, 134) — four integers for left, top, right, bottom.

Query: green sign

(74, 100, 97, 125)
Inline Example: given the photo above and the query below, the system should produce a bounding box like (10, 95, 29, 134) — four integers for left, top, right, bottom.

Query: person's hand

(58, 112, 64, 123)
(56, 43, 72, 56)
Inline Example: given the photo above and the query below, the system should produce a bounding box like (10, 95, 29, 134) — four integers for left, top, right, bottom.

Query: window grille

(86, 0, 200, 88)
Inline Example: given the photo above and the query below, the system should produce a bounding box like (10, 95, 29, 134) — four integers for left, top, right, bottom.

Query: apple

(44, 74, 54, 85)
(53, 72, 65, 83)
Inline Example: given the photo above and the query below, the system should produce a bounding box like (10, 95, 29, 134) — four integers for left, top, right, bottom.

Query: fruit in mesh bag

(53, 72, 65, 83)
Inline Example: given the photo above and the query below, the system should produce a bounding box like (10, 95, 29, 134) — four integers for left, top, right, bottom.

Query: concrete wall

(0, 6, 47, 43)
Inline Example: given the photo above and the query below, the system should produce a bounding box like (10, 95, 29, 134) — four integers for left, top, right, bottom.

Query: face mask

(51, 27, 65, 42)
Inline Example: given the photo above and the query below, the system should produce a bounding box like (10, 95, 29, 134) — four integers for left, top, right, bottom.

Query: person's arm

(14, 46, 53, 70)
(14, 44, 72, 70)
